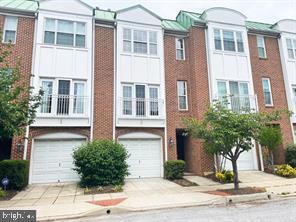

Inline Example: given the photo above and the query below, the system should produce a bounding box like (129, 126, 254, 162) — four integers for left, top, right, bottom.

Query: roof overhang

(247, 29, 280, 37)
(0, 7, 36, 17)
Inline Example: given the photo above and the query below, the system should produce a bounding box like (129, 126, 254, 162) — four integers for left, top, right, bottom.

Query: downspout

(90, 15, 95, 141)
(113, 22, 117, 140)
(163, 28, 168, 162)
(23, 12, 38, 160)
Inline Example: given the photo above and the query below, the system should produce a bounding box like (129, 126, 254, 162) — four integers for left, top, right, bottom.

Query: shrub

(285, 144, 296, 168)
(275, 164, 296, 178)
(164, 160, 186, 180)
(215, 170, 234, 183)
(73, 140, 129, 187)
(0, 160, 29, 190)
(0, 188, 6, 198)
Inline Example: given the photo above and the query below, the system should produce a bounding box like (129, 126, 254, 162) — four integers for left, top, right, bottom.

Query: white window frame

(122, 28, 158, 56)
(262, 78, 273, 107)
(176, 38, 185, 60)
(214, 28, 244, 53)
(177, 81, 188, 111)
(286, 38, 296, 60)
(256, 35, 267, 58)
(3, 16, 18, 44)
(43, 18, 86, 48)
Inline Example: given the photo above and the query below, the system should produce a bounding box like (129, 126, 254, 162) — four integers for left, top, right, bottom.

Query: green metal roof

(162, 19, 187, 32)
(176, 11, 205, 29)
(0, 0, 38, 12)
(95, 9, 115, 22)
(246, 21, 279, 33)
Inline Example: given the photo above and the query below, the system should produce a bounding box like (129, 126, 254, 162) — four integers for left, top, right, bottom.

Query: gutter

(0, 8, 36, 17)
(247, 29, 280, 38)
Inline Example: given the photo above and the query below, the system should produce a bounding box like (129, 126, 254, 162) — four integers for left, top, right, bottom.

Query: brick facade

(0, 14, 35, 159)
(93, 25, 114, 140)
(164, 26, 214, 175)
(248, 34, 294, 164)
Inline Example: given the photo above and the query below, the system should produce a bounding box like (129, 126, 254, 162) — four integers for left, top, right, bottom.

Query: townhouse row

(1, 0, 296, 184)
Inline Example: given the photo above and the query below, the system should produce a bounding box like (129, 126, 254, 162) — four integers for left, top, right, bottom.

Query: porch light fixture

(169, 137, 174, 147)
(16, 142, 24, 152)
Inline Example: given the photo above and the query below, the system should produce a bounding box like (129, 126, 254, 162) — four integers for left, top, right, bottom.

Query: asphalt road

(64, 198, 296, 222)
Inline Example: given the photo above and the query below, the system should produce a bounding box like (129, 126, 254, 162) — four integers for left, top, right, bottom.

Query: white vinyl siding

(257, 36, 266, 58)
(262, 78, 273, 106)
(44, 18, 86, 48)
(214, 29, 244, 53)
(176, 38, 185, 60)
(3, 16, 18, 44)
(177, 81, 188, 110)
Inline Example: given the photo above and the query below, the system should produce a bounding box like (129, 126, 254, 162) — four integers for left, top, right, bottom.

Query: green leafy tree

(258, 126, 282, 166)
(0, 42, 43, 139)
(184, 101, 284, 190)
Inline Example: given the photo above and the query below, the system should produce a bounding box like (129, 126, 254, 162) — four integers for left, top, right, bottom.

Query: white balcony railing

(118, 98, 165, 119)
(38, 95, 89, 117)
(216, 95, 258, 113)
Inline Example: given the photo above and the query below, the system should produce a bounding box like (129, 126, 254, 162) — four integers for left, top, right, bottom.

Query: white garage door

(31, 139, 85, 184)
(119, 139, 162, 179)
(225, 148, 258, 171)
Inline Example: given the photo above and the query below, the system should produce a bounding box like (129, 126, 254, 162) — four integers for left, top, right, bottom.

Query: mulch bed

(84, 185, 122, 195)
(172, 178, 199, 187)
(205, 187, 266, 196)
(88, 198, 127, 206)
(0, 190, 18, 201)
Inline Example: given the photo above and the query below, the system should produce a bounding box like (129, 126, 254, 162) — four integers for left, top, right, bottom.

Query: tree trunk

(231, 159, 239, 190)
(269, 149, 274, 166)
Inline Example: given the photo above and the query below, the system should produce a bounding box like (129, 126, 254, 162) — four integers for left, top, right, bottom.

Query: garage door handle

(59, 163, 61, 167)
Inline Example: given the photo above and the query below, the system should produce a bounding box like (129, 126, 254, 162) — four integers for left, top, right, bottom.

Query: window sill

(259, 57, 268, 60)
(264, 105, 274, 108)
(41, 43, 87, 50)
(213, 50, 246, 56)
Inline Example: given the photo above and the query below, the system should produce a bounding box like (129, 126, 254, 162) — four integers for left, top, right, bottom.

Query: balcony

(117, 97, 165, 127)
(216, 95, 258, 113)
(34, 95, 90, 127)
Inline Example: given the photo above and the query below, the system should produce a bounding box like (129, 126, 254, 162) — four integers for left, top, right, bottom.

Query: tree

(0, 42, 43, 139)
(258, 126, 282, 166)
(184, 101, 283, 190)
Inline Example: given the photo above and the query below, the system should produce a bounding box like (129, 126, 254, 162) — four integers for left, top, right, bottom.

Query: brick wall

(93, 25, 114, 140)
(164, 27, 213, 175)
(248, 34, 294, 164)
(0, 14, 35, 159)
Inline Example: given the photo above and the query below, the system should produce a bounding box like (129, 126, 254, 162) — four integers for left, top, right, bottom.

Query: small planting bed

(206, 187, 266, 196)
(0, 190, 18, 201)
(204, 173, 236, 184)
(172, 178, 198, 187)
(84, 185, 123, 195)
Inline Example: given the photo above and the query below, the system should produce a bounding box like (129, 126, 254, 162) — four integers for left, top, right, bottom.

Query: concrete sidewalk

(1, 172, 296, 221)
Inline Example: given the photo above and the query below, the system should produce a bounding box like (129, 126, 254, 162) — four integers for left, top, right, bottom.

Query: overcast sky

(86, 0, 296, 24)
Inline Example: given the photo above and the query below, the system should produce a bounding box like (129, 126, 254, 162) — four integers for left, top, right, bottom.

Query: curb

(225, 192, 270, 204)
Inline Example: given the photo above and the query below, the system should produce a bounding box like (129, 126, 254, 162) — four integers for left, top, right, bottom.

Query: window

(73, 82, 85, 114)
(149, 31, 157, 55)
(214, 29, 222, 50)
(123, 28, 132, 52)
(149, 87, 159, 116)
(40, 80, 53, 114)
(236, 32, 244, 52)
(223, 30, 235, 51)
(177, 81, 188, 110)
(214, 29, 244, 53)
(262, 78, 273, 106)
(176, 38, 185, 60)
(122, 85, 132, 115)
(44, 18, 86, 47)
(133, 30, 147, 54)
(257, 36, 266, 58)
(3, 16, 18, 43)
(217, 81, 250, 111)
(286, 38, 296, 59)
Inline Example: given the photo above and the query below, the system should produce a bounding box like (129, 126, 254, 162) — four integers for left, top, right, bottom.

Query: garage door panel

(120, 138, 162, 179)
(31, 139, 84, 184)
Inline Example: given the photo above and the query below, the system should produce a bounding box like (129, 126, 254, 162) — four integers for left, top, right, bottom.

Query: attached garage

(119, 133, 163, 179)
(30, 133, 86, 184)
(225, 146, 258, 171)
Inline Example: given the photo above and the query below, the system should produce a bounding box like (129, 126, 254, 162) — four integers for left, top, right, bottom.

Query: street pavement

(62, 198, 296, 222)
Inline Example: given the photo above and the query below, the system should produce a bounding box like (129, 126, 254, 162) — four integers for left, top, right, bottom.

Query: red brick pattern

(0, 15, 35, 159)
(164, 27, 213, 175)
(93, 26, 114, 140)
(248, 34, 294, 164)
